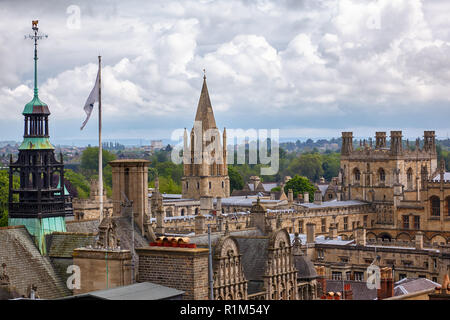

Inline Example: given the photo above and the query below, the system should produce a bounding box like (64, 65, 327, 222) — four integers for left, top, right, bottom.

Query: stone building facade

(72, 179, 113, 220)
(305, 226, 450, 285)
(337, 130, 450, 244)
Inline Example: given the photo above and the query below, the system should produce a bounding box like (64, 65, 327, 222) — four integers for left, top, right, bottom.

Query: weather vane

(24, 20, 48, 96)
(203, 68, 206, 79)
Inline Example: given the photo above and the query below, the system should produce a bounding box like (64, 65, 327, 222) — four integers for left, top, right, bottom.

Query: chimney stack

(328, 223, 337, 240)
(288, 189, 294, 205)
(415, 231, 424, 250)
(315, 266, 327, 298)
(354, 227, 366, 246)
(377, 267, 394, 300)
(344, 283, 353, 300)
(306, 223, 316, 244)
(314, 190, 322, 205)
(303, 192, 309, 203)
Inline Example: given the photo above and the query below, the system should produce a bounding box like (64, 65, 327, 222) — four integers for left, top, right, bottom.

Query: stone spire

(194, 73, 217, 131)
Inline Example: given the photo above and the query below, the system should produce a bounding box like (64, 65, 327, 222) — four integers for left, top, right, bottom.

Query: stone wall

(73, 248, 132, 295)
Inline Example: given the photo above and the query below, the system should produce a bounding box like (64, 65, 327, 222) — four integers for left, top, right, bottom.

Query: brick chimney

(315, 266, 327, 298)
(344, 283, 353, 300)
(377, 267, 394, 300)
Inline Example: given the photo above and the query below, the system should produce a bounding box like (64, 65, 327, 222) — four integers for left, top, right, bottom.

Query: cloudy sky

(1, 0, 450, 145)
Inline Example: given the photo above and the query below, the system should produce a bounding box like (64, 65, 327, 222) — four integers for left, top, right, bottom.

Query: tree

(80, 147, 116, 175)
(286, 153, 324, 182)
(322, 153, 340, 181)
(149, 176, 181, 194)
(64, 169, 91, 199)
(228, 166, 244, 193)
(283, 175, 316, 201)
(0, 170, 19, 227)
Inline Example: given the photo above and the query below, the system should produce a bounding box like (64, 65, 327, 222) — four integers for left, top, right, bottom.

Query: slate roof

(317, 184, 329, 196)
(432, 172, 450, 182)
(219, 196, 283, 207)
(394, 278, 440, 296)
(66, 219, 99, 234)
(0, 226, 71, 299)
(46, 232, 96, 258)
(293, 255, 317, 280)
(326, 280, 377, 300)
(289, 233, 354, 246)
(113, 215, 149, 262)
(189, 228, 263, 248)
(234, 237, 269, 286)
(66, 282, 184, 300)
(298, 199, 367, 209)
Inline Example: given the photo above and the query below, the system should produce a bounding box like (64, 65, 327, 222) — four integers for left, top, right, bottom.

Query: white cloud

(1, 0, 450, 142)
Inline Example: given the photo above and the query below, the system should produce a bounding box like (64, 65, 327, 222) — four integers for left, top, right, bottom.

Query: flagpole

(98, 55, 103, 221)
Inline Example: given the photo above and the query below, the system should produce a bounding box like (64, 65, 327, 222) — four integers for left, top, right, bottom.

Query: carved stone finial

(292, 232, 303, 256)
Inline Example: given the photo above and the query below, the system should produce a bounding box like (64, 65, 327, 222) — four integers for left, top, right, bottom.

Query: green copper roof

(9, 216, 66, 255)
(55, 180, 70, 196)
(19, 137, 54, 150)
(23, 94, 50, 115)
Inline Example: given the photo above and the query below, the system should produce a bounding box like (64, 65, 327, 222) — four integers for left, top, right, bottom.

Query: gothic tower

(181, 73, 230, 201)
(8, 21, 67, 254)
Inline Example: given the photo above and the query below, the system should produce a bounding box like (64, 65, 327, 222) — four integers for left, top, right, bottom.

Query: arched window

(353, 168, 361, 182)
(180, 209, 185, 216)
(407, 168, 413, 189)
(195, 208, 199, 215)
(379, 168, 385, 182)
(431, 196, 440, 217)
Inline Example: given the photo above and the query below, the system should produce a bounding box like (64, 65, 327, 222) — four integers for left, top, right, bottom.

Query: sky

(1, 0, 450, 145)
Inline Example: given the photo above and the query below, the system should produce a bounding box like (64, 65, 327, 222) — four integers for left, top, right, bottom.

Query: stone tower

(181, 74, 230, 201)
(8, 21, 68, 254)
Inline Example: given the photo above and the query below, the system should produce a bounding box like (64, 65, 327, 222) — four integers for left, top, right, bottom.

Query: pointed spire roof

(194, 74, 217, 131)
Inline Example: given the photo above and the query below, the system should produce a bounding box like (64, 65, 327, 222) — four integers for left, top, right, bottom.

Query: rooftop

(64, 282, 184, 300)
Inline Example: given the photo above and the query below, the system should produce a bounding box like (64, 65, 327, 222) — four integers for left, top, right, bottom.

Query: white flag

(80, 68, 100, 130)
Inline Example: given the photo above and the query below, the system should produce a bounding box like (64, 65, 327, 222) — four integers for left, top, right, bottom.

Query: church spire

(194, 70, 217, 131)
